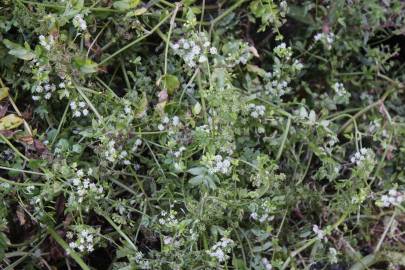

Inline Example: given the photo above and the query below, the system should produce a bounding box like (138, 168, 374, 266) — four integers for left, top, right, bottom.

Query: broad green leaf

(0, 114, 24, 130)
(189, 175, 204, 186)
(160, 74, 180, 95)
(187, 167, 206, 176)
(3, 39, 35, 61)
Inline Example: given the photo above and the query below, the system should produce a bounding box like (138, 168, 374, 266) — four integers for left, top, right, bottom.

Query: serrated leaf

(3, 39, 35, 60)
(134, 92, 148, 118)
(0, 87, 9, 101)
(0, 114, 24, 130)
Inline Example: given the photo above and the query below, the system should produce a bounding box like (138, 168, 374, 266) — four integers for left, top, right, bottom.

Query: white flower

(73, 110, 82, 117)
(379, 189, 404, 207)
(209, 47, 218, 55)
(73, 14, 87, 31)
(262, 258, 273, 270)
(70, 101, 77, 110)
(82, 109, 89, 116)
(313, 225, 327, 241)
(172, 116, 180, 126)
(124, 106, 132, 114)
(158, 124, 165, 131)
(350, 148, 373, 166)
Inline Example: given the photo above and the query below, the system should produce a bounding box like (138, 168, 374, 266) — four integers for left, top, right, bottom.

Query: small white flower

(209, 47, 218, 55)
(158, 124, 165, 131)
(124, 106, 132, 114)
(70, 101, 77, 110)
(172, 116, 180, 126)
(73, 14, 87, 31)
(313, 225, 327, 241)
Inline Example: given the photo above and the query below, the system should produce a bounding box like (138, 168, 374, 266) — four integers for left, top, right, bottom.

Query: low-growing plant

(1, 0, 405, 269)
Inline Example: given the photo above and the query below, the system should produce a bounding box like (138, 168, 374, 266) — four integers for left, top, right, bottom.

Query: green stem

(99, 12, 172, 65)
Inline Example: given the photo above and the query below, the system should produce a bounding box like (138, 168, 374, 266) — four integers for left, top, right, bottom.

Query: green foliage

(0, 0, 405, 269)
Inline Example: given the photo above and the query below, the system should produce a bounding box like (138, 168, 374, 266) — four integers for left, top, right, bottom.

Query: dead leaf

(0, 114, 24, 130)
(249, 46, 260, 58)
(0, 87, 9, 101)
(16, 207, 26, 225)
(34, 139, 48, 154)
(18, 135, 34, 145)
(0, 104, 9, 118)
(158, 90, 168, 102)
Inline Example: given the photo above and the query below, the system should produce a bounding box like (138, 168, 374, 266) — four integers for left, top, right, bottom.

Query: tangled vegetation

(1, 0, 405, 269)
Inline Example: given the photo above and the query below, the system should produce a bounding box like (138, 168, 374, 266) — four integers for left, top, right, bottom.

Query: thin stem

(99, 12, 172, 65)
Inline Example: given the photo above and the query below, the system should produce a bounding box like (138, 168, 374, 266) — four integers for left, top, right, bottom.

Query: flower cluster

(73, 14, 87, 32)
(207, 154, 232, 175)
(314, 32, 335, 50)
(172, 32, 216, 68)
(68, 168, 104, 204)
(158, 210, 179, 228)
(70, 100, 89, 117)
(67, 228, 97, 253)
(263, 43, 303, 99)
(247, 103, 266, 118)
(158, 115, 181, 131)
(350, 148, 373, 166)
(222, 40, 252, 67)
(332, 82, 350, 104)
(32, 82, 56, 101)
(250, 200, 276, 223)
(273, 42, 292, 60)
(379, 189, 404, 207)
(39, 35, 54, 51)
(208, 237, 234, 262)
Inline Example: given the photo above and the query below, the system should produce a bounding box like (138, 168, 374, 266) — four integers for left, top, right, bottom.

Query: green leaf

(0, 232, 9, 261)
(187, 167, 206, 176)
(113, 0, 141, 11)
(189, 175, 204, 186)
(3, 39, 35, 61)
(134, 92, 148, 118)
(74, 58, 98, 74)
(192, 102, 202, 115)
(160, 74, 180, 95)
